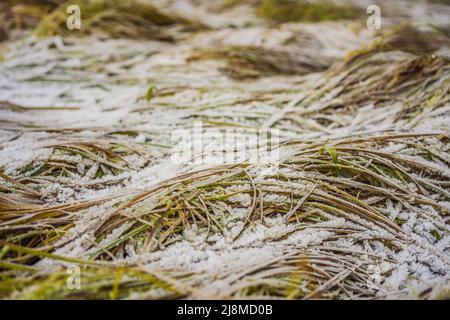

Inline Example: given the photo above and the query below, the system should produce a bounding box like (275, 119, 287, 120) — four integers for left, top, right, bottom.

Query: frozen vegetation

(0, 0, 449, 299)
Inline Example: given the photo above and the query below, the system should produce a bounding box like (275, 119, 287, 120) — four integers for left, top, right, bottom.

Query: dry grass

(0, 0, 449, 300)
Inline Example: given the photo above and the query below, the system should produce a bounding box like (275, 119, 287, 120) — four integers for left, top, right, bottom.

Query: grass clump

(189, 46, 329, 79)
(344, 25, 447, 67)
(0, 1, 58, 40)
(257, 0, 362, 22)
(1, 134, 448, 299)
(285, 26, 450, 132)
(35, 0, 205, 40)
(0, 260, 187, 299)
(1, 140, 150, 199)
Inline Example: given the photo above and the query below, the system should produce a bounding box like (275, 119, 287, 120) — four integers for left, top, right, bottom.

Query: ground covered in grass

(0, 0, 449, 299)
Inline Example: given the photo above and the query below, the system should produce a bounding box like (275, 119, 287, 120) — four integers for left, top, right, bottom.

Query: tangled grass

(1, 133, 449, 299)
(0, 0, 449, 300)
(35, 0, 207, 40)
